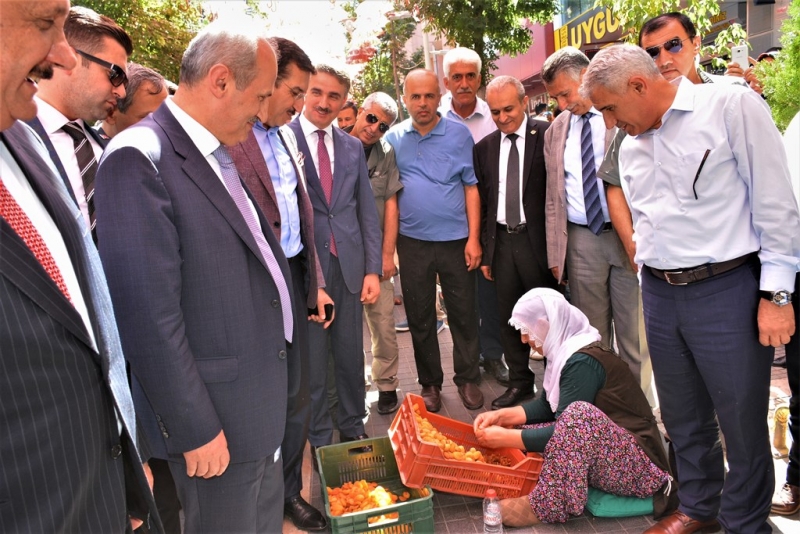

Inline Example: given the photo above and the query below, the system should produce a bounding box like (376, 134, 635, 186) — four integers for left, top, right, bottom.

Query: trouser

(365, 277, 399, 391)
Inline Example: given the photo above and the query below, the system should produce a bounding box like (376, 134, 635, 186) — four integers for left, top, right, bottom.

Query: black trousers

(396, 235, 480, 386)
(784, 272, 799, 487)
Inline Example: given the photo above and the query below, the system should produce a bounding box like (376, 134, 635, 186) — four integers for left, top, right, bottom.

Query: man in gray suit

(542, 47, 651, 401)
(95, 22, 292, 532)
(288, 65, 382, 446)
(0, 1, 160, 531)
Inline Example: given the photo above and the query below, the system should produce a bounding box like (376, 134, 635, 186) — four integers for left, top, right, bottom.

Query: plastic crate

(388, 393, 543, 499)
(316, 436, 434, 533)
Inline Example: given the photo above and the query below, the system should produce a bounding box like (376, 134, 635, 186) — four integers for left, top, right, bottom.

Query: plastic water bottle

(483, 488, 503, 533)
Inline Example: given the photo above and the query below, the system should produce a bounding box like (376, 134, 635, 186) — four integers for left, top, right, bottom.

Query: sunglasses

(76, 49, 127, 87)
(365, 113, 391, 133)
(644, 37, 690, 59)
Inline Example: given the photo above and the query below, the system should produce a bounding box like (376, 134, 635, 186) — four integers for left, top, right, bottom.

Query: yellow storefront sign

(554, 7, 622, 50)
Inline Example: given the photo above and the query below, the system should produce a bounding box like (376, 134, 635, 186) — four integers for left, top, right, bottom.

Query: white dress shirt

(35, 97, 103, 229)
(563, 108, 610, 225)
(497, 120, 527, 225)
(439, 93, 497, 143)
(298, 114, 335, 177)
(619, 77, 800, 291)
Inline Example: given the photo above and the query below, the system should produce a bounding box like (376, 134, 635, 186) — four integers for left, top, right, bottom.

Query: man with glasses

(228, 37, 332, 532)
(346, 92, 404, 415)
(28, 6, 131, 235)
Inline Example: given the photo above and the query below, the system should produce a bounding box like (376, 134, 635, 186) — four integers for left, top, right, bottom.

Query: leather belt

(497, 223, 527, 234)
(569, 221, 613, 232)
(648, 253, 754, 286)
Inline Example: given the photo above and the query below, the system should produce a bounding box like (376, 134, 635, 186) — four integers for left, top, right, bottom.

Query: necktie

(61, 121, 98, 237)
(505, 133, 520, 229)
(213, 145, 294, 342)
(316, 130, 337, 256)
(0, 179, 72, 302)
(580, 114, 604, 235)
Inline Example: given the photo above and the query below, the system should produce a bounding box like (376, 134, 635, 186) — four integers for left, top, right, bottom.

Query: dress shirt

(563, 108, 610, 225)
(439, 92, 497, 143)
(34, 97, 103, 229)
(497, 120, 527, 225)
(298, 113, 335, 178)
(619, 77, 800, 290)
(253, 122, 302, 258)
(1, 138, 96, 351)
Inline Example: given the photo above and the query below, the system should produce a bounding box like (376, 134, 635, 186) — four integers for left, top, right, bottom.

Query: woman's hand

(476, 426, 524, 450)
(474, 410, 503, 433)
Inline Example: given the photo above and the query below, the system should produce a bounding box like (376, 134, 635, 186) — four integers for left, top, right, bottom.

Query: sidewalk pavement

(285, 301, 796, 533)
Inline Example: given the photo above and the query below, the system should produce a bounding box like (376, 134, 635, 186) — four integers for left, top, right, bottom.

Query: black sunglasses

(644, 37, 690, 59)
(76, 49, 127, 87)
(366, 113, 391, 133)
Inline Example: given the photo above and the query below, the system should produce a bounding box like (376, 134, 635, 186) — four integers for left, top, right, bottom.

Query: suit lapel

(522, 117, 541, 194)
(290, 119, 328, 207)
(241, 131, 279, 209)
(486, 131, 501, 215)
(329, 128, 347, 209)
(25, 116, 77, 205)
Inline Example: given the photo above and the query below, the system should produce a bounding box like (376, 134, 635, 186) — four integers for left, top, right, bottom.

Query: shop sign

(554, 7, 622, 50)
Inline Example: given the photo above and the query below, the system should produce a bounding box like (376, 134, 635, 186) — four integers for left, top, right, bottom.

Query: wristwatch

(759, 290, 793, 307)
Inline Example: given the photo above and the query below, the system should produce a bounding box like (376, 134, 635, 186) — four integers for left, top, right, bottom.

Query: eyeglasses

(366, 113, 391, 133)
(76, 49, 127, 87)
(644, 37, 690, 59)
(281, 81, 305, 101)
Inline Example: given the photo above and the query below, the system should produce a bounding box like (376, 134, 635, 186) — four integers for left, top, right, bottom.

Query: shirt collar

(165, 97, 221, 158)
(34, 96, 80, 135)
(668, 76, 695, 113)
(440, 92, 490, 120)
(501, 118, 528, 143)
(298, 113, 332, 139)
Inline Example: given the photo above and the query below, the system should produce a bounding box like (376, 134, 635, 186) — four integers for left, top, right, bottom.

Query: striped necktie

(61, 121, 98, 239)
(580, 114, 604, 235)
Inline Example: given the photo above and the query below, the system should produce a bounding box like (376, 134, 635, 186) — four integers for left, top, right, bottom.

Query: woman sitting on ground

(473, 288, 676, 525)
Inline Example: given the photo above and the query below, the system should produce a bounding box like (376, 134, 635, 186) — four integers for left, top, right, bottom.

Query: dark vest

(580, 342, 678, 519)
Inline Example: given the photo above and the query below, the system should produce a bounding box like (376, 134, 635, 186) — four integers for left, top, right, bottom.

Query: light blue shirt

(253, 122, 302, 258)
(564, 108, 610, 225)
(438, 93, 497, 143)
(619, 77, 800, 290)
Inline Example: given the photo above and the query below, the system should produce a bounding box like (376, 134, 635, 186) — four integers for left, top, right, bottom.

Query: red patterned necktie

(316, 130, 337, 256)
(0, 179, 72, 302)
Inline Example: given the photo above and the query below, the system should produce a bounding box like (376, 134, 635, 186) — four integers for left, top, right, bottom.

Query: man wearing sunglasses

(28, 6, 130, 236)
(346, 92, 403, 416)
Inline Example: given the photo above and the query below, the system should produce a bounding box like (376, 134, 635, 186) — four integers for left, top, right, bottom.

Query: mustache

(29, 63, 54, 81)
(314, 106, 331, 115)
(456, 88, 473, 94)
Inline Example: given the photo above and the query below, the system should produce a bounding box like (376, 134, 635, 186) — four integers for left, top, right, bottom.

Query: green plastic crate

(317, 437, 435, 533)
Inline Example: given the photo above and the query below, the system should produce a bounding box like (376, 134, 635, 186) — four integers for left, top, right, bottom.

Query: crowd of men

(1, 1, 797, 533)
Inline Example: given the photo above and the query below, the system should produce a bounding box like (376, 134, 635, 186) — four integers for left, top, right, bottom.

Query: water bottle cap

(485, 488, 497, 498)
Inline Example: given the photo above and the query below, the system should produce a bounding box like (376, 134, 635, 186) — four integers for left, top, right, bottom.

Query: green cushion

(585, 487, 653, 518)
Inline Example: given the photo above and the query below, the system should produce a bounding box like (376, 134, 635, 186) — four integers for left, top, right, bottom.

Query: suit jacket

(0, 121, 160, 532)
(474, 117, 551, 277)
(229, 126, 323, 308)
(288, 118, 381, 294)
(544, 111, 616, 283)
(95, 102, 291, 463)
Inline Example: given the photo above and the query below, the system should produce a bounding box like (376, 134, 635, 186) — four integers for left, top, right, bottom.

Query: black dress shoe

(284, 495, 327, 531)
(491, 387, 535, 410)
(420, 385, 441, 412)
(482, 358, 510, 386)
(377, 390, 400, 414)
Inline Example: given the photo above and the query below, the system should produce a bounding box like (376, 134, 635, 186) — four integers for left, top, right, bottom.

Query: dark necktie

(0, 179, 72, 302)
(213, 145, 294, 342)
(505, 133, 520, 229)
(60, 121, 98, 237)
(316, 130, 337, 256)
(580, 114, 604, 235)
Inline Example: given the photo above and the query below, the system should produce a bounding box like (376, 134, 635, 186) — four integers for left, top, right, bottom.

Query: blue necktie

(213, 145, 294, 342)
(581, 114, 604, 235)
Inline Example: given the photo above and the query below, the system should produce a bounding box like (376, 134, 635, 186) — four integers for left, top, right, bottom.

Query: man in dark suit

(473, 76, 558, 410)
(288, 65, 382, 446)
(0, 1, 160, 531)
(27, 6, 131, 234)
(229, 37, 332, 532)
(95, 22, 292, 533)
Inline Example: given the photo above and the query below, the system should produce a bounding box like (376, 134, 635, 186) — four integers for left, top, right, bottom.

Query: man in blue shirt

(384, 69, 484, 412)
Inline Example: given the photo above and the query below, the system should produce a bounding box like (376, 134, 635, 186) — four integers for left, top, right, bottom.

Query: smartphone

(308, 303, 334, 319)
(731, 44, 748, 67)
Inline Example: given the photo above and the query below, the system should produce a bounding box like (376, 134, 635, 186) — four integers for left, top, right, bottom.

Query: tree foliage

(758, 0, 800, 131)
(74, 0, 209, 83)
(592, 0, 721, 44)
(403, 0, 559, 83)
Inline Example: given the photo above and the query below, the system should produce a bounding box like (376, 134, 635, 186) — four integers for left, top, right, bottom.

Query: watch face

(773, 290, 792, 306)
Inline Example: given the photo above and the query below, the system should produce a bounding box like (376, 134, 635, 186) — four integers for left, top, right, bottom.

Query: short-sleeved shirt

(365, 138, 403, 232)
(383, 115, 477, 242)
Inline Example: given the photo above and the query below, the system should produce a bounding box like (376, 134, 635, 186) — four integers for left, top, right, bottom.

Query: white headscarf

(509, 288, 601, 412)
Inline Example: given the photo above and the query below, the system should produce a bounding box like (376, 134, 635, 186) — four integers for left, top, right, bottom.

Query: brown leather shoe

(771, 483, 800, 515)
(644, 510, 720, 534)
(420, 385, 441, 412)
(457, 383, 484, 410)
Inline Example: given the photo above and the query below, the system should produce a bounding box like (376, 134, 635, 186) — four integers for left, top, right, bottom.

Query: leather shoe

(340, 433, 369, 442)
(458, 382, 484, 410)
(491, 387, 535, 410)
(420, 385, 441, 412)
(644, 510, 720, 534)
(284, 495, 327, 531)
(482, 358, 510, 386)
(771, 483, 800, 515)
(377, 390, 399, 414)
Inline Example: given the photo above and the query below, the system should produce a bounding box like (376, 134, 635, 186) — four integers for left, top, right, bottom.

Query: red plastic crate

(388, 394, 543, 499)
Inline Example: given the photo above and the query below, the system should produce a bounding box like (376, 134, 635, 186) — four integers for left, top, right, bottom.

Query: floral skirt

(523, 401, 668, 523)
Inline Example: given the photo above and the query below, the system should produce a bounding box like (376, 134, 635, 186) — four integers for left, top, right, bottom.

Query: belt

(569, 221, 613, 232)
(648, 253, 754, 286)
(497, 223, 527, 234)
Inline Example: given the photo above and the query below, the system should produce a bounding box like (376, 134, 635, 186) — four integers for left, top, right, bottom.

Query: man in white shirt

(584, 44, 799, 534)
